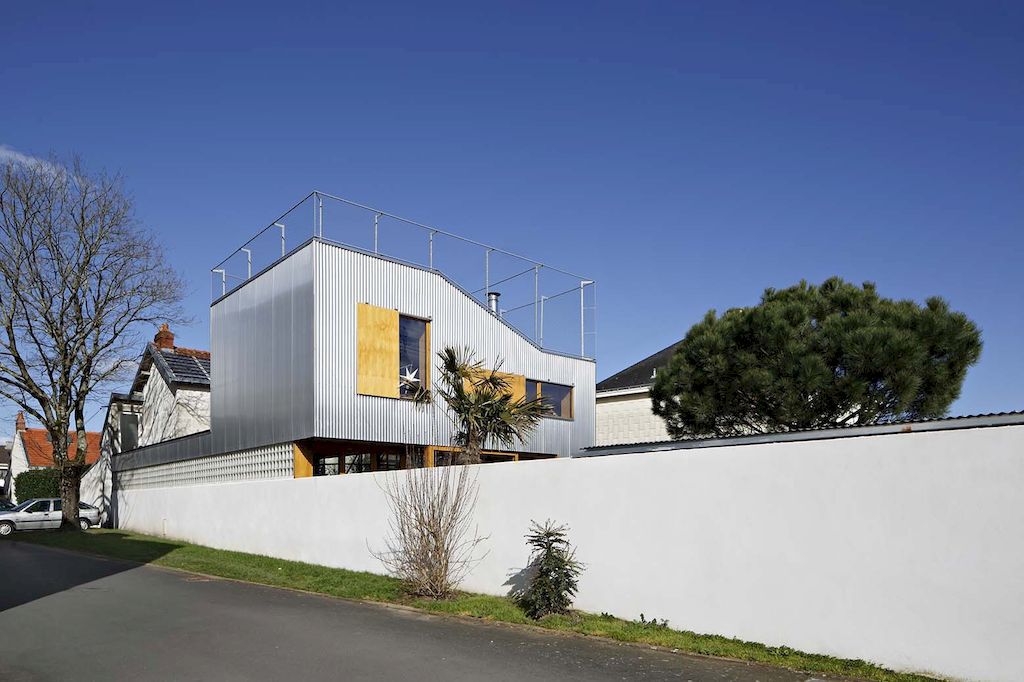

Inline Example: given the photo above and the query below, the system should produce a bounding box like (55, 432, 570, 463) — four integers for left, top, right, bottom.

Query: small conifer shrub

(518, 520, 583, 619)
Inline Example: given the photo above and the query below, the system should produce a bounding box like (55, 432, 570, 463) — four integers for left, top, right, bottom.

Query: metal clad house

(212, 238, 595, 475)
(110, 193, 596, 488)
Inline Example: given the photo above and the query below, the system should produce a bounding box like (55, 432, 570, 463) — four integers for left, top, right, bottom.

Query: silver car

(0, 498, 100, 535)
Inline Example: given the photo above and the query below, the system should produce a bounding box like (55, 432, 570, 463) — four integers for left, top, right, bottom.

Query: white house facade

(595, 340, 681, 446)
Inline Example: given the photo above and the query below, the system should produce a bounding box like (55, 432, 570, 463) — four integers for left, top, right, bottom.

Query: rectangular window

(376, 453, 402, 471)
(120, 413, 139, 452)
(53, 500, 62, 512)
(407, 450, 426, 468)
(314, 456, 340, 476)
(527, 380, 574, 419)
(345, 453, 372, 474)
(398, 316, 428, 397)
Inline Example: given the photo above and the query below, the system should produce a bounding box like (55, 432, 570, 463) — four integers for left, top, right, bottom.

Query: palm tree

(415, 346, 549, 465)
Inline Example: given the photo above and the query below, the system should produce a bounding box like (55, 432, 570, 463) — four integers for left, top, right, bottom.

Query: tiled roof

(596, 339, 684, 392)
(131, 343, 212, 392)
(159, 348, 212, 386)
(22, 428, 101, 467)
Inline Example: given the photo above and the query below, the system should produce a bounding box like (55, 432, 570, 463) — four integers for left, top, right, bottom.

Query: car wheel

(79, 518, 91, 531)
(0, 521, 14, 536)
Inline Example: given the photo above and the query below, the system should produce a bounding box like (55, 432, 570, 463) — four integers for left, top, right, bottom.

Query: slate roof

(21, 428, 102, 467)
(131, 343, 211, 393)
(158, 348, 212, 386)
(596, 339, 684, 392)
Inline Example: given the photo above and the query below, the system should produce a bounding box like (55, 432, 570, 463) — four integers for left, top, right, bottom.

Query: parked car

(0, 498, 100, 536)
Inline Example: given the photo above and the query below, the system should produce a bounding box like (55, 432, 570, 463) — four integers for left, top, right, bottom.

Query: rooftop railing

(211, 191, 596, 359)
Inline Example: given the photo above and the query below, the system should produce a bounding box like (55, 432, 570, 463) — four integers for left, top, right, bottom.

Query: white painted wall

(80, 455, 112, 524)
(115, 424, 1024, 682)
(139, 372, 210, 447)
(8, 432, 30, 502)
(595, 387, 670, 445)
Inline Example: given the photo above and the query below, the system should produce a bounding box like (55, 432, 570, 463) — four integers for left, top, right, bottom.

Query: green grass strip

(14, 529, 939, 682)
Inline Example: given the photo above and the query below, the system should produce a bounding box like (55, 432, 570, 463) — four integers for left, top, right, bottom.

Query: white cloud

(0, 144, 42, 165)
(0, 144, 64, 175)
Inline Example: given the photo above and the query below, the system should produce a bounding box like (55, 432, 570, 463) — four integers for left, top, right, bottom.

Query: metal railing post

(580, 280, 594, 357)
(485, 249, 492, 300)
(212, 269, 226, 296)
(374, 213, 381, 253)
(241, 248, 252, 279)
(428, 231, 435, 268)
(540, 295, 549, 347)
(533, 265, 540, 341)
(274, 223, 286, 257)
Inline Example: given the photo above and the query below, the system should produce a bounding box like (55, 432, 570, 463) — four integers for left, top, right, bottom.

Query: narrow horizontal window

(527, 380, 574, 420)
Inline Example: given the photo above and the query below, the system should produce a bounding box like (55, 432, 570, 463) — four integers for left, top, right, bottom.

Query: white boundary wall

(115, 424, 1024, 682)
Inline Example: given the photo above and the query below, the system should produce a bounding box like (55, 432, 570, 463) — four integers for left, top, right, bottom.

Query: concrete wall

(114, 424, 1024, 682)
(595, 387, 670, 445)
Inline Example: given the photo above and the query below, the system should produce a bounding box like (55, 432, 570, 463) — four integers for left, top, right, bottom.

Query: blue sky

(2, 1, 1021, 426)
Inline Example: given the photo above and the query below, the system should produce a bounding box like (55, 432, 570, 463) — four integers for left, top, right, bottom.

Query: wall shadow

(0, 532, 176, 612)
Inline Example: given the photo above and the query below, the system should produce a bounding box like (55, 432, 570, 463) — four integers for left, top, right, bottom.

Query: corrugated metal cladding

(312, 240, 596, 456)
(205, 238, 594, 457)
(210, 243, 316, 454)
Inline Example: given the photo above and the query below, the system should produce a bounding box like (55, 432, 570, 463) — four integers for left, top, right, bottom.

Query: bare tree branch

(0, 153, 187, 528)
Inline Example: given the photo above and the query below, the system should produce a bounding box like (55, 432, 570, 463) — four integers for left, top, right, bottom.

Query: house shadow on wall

(0, 532, 176, 612)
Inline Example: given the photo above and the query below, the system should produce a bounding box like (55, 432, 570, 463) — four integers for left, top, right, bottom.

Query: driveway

(0, 541, 813, 681)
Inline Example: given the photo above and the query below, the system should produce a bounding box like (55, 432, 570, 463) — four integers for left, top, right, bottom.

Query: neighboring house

(8, 411, 101, 502)
(595, 340, 682, 446)
(0, 440, 11, 499)
(131, 324, 211, 446)
(108, 235, 595, 490)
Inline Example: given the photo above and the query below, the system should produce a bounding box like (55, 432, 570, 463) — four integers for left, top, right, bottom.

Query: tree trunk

(59, 463, 83, 531)
(459, 434, 482, 465)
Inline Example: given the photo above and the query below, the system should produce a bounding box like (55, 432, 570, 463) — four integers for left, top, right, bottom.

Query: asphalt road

(0, 541, 815, 681)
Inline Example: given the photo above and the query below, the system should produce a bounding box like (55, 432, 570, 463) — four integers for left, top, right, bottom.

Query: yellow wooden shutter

(357, 303, 400, 398)
(463, 370, 526, 401)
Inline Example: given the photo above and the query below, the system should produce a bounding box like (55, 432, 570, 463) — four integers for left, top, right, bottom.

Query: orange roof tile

(172, 346, 211, 361)
(22, 428, 101, 468)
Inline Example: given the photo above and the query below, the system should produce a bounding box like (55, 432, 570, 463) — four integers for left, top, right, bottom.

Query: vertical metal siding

(211, 243, 315, 453)
(312, 241, 595, 455)
(208, 239, 593, 457)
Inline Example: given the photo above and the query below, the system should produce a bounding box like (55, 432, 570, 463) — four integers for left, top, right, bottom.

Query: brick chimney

(154, 323, 174, 350)
(15, 411, 25, 432)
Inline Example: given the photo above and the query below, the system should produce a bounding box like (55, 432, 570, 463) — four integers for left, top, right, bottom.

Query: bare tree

(373, 464, 488, 598)
(0, 154, 185, 529)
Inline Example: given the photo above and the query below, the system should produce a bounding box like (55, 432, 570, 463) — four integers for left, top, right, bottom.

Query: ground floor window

(376, 453, 402, 471)
(314, 456, 340, 476)
(345, 453, 372, 474)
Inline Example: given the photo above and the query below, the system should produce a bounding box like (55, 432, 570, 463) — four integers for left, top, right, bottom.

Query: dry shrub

(373, 464, 488, 599)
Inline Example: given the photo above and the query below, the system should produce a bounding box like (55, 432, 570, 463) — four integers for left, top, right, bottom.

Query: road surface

(0, 540, 815, 681)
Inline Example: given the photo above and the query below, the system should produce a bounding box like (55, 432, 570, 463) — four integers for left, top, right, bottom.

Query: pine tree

(650, 277, 982, 438)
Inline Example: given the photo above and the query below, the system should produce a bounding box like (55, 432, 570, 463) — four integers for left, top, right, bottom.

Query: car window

(27, 500, 50, 513)
(78, 502, 93, 510)
(53, 500, 62, 512)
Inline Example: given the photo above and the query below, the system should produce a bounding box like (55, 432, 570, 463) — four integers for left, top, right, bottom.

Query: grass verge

(14, 529, 937, 682)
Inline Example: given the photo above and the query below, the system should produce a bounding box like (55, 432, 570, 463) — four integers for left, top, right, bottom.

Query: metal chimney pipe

(487, 291, 500, 314)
